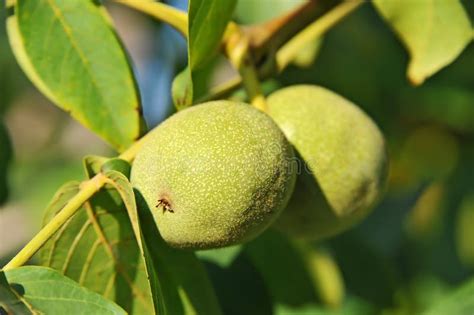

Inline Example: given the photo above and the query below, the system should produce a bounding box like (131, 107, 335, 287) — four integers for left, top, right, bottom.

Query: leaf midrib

(26, 0, 128, 143)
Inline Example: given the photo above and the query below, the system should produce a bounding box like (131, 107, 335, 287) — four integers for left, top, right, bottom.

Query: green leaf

(0, 121, 12, 205)
(173, 0, 237, 109)
(171, 62, 217, 110)
(40, 181, 82, 224)
(0, 270, 33, 314)
(101, 159, 131, 178)
(37, 181, 155, 314)
(422, 277, 474, 315)
(101, 171, 163, 314)
(188, 0, 237, 70)
(6, 0, 144, 151)
(292, 38, 323, 68)
(1, 266, 126, 314)
(373, 0, 472, 85)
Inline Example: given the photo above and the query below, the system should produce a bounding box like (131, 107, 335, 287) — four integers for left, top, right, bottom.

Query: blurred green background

(1, 1, 474, 314)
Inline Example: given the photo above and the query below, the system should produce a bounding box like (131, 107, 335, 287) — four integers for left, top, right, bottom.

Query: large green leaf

(0, 122, 12, 205)
(373, 0, 472, 85)
(422, 277, 474, 315)
(1, 266, 126, 314)
(37, 181, 155, 314)
(6, 0, 144, 151)
(172, 0, 237, 109)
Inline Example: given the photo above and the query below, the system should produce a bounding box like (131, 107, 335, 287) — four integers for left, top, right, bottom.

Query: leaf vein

(62, 219, 93, 274)
(38, 0, 127, 141)
(85, 201, 152, 311)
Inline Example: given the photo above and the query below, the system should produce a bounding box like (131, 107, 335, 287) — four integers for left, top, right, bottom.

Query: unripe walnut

(266, 85, 388, 240)
(131, 101, 296, 249)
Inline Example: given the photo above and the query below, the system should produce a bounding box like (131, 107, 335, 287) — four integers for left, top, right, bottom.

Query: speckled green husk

(131, 101, 296, 249)
(267, 85, 388, 240)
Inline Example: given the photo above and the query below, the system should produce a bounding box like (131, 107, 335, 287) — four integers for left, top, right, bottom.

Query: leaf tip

(407, 64, 426, 86)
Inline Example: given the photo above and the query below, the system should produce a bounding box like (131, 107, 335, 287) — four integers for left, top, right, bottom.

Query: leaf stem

(3, 174, 107, 270)
(276, 0, 364, 70)
(2, 131, 150, 271)
(199, 1, 363, 104)
(117, 137, 145, 163)
(225, 28, 267, 111)
(245, 0, 339, 64)
(239, 57, 267, 111)
(113, 0, 188, 36)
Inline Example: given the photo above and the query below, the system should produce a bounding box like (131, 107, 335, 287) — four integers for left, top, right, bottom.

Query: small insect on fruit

(156, 199, 174, 213)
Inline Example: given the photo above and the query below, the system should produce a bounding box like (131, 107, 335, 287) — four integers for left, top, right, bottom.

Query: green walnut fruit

(266, 85, 388, 240)
(131, 101, 296, 250)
